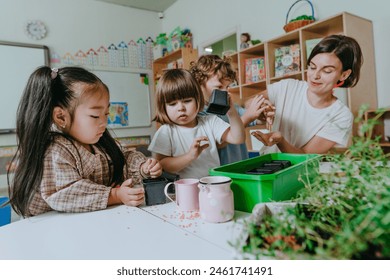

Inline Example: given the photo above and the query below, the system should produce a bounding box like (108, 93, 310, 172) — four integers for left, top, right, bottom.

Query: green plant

(250, 39, 261, 45)
(236, 105, 390, 259)
(289, 15, 315, 22)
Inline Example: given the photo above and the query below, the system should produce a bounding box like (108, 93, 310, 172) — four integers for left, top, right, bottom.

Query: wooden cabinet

(228, 12, 377, 144)
(152, 48, 198, 89)
(363, 108, 390, 153)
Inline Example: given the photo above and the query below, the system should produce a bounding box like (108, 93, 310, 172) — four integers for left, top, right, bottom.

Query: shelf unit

(152, 48, 199, 88)
(363, 108, 390, 153)
(228, 12, 377, 143)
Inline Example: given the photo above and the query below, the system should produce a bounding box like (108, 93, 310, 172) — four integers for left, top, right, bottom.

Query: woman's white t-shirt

(267, 79, 353, 151)
(148, 115, 230, 179)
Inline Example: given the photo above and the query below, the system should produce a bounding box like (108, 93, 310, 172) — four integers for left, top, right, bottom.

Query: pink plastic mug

(164, 179, 199, 211)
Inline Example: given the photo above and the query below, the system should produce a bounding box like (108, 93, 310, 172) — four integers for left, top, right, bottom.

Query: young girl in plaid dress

(8, 66, 162, 217)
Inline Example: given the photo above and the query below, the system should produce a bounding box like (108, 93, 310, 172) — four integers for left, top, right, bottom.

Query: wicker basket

(283, 0, 315, 33)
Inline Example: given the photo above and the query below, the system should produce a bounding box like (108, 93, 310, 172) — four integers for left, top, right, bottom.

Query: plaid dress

(27, 135, 148, 216)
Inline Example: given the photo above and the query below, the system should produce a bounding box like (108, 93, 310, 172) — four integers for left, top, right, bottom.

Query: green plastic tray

(209, 153, 320, 212)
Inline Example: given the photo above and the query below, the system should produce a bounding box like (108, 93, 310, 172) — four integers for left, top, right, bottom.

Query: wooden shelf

(229, 12, 377, 141)
(152, 48, 198, 88)
(379, 142, 390, 147)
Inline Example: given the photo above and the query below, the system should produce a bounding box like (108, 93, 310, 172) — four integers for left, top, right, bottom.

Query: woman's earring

(61, 123, 66, 129)
(334, 80, 345, 88)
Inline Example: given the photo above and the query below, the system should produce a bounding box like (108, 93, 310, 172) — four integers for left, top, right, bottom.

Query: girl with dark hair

(148, 68, 245, 179)
(8, 66, 162, 217)
(251, 34, 363, 154)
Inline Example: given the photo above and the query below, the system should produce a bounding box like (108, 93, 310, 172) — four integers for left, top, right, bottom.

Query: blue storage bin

(0, 196, 11, 227)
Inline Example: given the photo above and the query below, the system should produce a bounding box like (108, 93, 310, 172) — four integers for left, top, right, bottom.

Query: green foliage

(289, 15, 315, 23)
(250, 39, 262, 45)
(237, 105, 390, 259)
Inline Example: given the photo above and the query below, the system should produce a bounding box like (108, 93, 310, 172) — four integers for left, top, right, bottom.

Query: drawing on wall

(108, 102, 129, 127)
(50, 36, 154, 70)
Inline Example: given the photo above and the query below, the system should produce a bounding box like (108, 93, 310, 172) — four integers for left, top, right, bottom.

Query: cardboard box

(245, 57, 266, 84)
(275, 44, 301, 77)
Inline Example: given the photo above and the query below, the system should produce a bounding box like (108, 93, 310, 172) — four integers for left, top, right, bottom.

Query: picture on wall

(108, 102, 129, 127)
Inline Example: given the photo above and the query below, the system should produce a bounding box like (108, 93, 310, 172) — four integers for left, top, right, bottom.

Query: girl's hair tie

(51, 68, 58, 79)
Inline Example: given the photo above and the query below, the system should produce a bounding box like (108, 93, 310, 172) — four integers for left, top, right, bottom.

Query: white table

(0, 203, 250, 260)
(141, 203, 249, 252)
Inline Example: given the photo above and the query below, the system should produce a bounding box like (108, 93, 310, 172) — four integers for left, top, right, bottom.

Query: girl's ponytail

(8, 66, 55, 216)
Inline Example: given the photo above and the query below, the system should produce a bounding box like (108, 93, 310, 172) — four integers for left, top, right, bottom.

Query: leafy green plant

(250, 39, 262, 45)
(236, 105, 390, 259)
(289, 15, 315, 23)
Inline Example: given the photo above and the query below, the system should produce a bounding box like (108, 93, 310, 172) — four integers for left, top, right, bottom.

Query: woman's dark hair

(308, 34, 363, 87)
(7, 66, 125, 217)
(154, 69, 205, 125)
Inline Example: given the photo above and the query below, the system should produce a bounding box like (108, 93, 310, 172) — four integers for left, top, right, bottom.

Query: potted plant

(234, 105, 390, 259)
(283, 0, 316, 33)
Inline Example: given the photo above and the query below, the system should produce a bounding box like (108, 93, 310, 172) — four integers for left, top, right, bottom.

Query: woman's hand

(141, 158, 163, 178)
(251, 130, 282, 146)
(109, 178, 144, 207)
(263, 103, 275, 131)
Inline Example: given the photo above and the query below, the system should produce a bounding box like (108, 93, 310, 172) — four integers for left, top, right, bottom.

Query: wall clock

(24, 20, 47, 40)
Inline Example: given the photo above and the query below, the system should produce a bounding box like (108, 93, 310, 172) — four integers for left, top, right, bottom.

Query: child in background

(8, 66, 162, 217)
(190, 54, 274, 165)
(148, 69, 245, 179)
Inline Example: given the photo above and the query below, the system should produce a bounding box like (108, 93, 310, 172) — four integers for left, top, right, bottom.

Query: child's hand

(246, 95, 275, 130)
(141, 158, 163, 178)
(244, 95, 268, 122)
(189, 136, 209, 160)
(116, 178, 145, 207)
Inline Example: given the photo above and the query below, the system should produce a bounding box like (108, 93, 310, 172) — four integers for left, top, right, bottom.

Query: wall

(0, 0, 163, 144)
(0, 0, 163, 189)
(163, 0, 390, 108)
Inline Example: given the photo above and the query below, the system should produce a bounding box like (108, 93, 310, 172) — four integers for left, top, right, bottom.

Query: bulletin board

(0, 41, 49, 132)
(92, 70, 152, 128)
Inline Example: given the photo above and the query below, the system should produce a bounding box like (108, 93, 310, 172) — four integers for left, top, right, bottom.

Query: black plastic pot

(143, 177, 169, 206)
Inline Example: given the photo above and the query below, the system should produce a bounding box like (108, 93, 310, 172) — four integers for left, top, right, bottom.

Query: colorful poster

(108, 102, 129, 127)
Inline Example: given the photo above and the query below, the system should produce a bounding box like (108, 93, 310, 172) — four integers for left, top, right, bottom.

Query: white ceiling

(95, 0, 177, 12)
